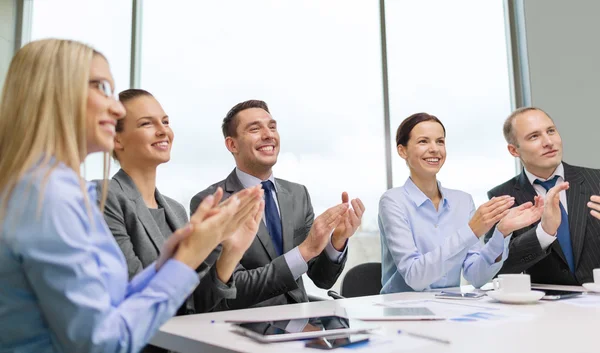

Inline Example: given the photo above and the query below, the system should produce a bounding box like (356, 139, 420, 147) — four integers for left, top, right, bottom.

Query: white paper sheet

(377, 298, 535, 325)
(560, 294, 600, 307)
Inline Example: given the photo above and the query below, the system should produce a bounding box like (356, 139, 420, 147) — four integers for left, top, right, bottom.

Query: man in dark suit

(485, 107, 600, 285)
(190, 99, 365, 310)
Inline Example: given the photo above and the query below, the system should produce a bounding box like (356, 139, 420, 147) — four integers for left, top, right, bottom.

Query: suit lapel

(564, 163, 588, 269)
(275, 179, 295, 254)
(516, 169, 568, 265)
(135, 200, 166, 251)
(156, 189, 186, 232)
(114, 169, 166, 252)
(514, 171, 537, 205)
(224, 169, 278, 260)
(256, 221, 278, 260)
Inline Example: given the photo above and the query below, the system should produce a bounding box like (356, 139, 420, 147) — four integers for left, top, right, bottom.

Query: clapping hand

(497, 196, 544, 237)
(469, 196, 515, 237)
(298, 203, 348, 262)
(331, 192, 365, 250)
(588, 195, 600, 220)
(164, 187, 242, 271)
(540, 182, 569, 235)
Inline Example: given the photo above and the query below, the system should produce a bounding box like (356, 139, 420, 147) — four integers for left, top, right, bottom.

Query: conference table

(151, 284, 600, 353)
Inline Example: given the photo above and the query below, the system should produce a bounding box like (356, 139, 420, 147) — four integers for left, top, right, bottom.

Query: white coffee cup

(492, 274, 531, 293)
(593, 269, 600, 284)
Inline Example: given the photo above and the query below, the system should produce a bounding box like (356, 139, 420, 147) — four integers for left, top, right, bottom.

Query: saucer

(582, 283, 600, 293)
(487, 290, 545, 304)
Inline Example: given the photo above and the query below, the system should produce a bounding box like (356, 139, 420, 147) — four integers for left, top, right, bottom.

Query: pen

(397, 330, 451, 345)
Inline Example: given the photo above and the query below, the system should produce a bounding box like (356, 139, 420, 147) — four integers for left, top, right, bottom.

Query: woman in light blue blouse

(0, 39, 263, 353)
(379, 113, 544, 293)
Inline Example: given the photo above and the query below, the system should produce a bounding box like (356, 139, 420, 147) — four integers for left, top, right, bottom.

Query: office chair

(327, 262, 382, 299)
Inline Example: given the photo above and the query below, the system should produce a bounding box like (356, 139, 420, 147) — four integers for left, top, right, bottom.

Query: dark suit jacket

(101, 169, 235, 313)
(485, 162, 600, 284)
(190, 169, 346, 310)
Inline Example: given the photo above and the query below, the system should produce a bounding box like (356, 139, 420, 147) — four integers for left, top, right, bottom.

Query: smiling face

(86, 55, 125, 154)
(398, 121, 446, 180)
(225, 107, 279, 179)
(508, 109, 562, 179)
(114, 94, 173, 168)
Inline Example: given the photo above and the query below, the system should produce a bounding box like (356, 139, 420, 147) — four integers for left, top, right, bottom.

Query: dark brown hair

(117, 89, 154, 133)
(112, 89, 154, 161)
(396, 112, 446, 146)
(503, 107, 552, 146)
(222, 99, 270, 138)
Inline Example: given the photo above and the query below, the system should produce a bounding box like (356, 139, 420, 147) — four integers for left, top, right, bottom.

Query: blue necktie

(261, 180, 283, 256)
(534, 176, 575, 273)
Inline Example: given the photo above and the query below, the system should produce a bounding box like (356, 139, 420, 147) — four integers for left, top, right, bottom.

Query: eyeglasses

(89, 79, 115, 98)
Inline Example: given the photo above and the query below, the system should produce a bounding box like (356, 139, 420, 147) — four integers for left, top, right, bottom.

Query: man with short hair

(485, 107, 600, 285)
(190, 100, 364, 310)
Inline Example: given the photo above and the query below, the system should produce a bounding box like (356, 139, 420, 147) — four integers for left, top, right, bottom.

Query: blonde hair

(0, 39, 110, 223)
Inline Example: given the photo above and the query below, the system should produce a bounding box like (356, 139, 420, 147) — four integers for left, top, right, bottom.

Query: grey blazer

(102, 169, 235, 313)
(190, 169, 346, 311)
(485, 163, 600, 285)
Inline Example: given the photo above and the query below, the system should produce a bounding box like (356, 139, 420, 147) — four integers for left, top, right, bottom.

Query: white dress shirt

(524, 163, 567, 250)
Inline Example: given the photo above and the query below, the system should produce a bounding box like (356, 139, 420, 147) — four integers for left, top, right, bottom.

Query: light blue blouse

(0, 162, 199, 353)
(379, 178, 510, 293)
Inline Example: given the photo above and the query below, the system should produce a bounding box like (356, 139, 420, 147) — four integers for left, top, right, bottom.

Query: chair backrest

(340, 262, 382, 298)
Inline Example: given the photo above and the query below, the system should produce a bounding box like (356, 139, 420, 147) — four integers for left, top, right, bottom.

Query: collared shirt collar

(524, 162, 564, 185)
(235, 167, 278, 192)
(403, 177, 450, 209)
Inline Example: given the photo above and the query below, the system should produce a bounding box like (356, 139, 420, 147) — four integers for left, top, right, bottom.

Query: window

(30, 0, 132, 180)
(141, 0, 385, 234)
(386, 0, 515, 204)
(27, 1, 515, 293)
(141, 0, 385, 293)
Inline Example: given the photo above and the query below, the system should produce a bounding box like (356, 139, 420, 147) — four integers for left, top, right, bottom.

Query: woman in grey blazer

(103, 89, 262, 315)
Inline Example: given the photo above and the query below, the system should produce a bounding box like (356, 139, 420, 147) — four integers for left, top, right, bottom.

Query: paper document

(561, 294, 600, 307)
(378, 299, 534, 325)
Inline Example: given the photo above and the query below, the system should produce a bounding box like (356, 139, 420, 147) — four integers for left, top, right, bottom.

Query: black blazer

(485, 163, 600, 285)
(190, 169, 346, 310)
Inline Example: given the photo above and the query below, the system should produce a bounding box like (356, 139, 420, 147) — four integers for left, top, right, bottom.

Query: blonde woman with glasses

(0, 39, 263, 353)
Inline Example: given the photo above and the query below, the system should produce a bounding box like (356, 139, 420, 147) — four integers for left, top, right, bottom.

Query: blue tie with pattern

(534, 176, 575, 273)
(261, 180, 283, 256)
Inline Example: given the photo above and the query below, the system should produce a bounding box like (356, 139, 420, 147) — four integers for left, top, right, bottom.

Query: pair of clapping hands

(156, 186, 365, 271)
(469, 182, 572, 239)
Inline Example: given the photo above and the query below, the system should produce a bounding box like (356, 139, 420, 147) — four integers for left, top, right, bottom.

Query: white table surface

(151, 285, 600, 353)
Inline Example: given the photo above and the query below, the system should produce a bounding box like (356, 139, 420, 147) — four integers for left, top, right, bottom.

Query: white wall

(519, 0, 600, 169)
(0, 0, 17, 91)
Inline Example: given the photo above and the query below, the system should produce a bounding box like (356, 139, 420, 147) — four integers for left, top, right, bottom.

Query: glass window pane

(142, 0, 385, 293)
(141, 0, 385, 234)
(386, 0, 515, 206)
(30, 0, 132, 180)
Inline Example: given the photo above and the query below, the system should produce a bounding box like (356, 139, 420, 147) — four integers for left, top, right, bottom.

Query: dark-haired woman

(379, 113, 543, 293)
(104, 89, 262, 314)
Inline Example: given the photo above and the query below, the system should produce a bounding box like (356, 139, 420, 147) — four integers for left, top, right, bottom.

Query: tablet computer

(534, 289, 583, 300)
(229, 316, 377, 343)
(304, 334, 370, 350)
(434, 291, 485, 300)
(342, 306, 445, 321)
